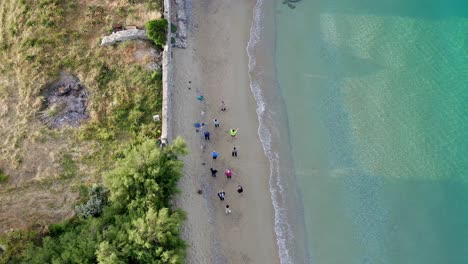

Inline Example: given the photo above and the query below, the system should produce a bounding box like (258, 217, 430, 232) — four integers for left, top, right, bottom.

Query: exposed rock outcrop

(101, 29, 149, 46)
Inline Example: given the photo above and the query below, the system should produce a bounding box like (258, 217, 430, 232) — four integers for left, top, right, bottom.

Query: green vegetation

(0, 1, 188, 263)
(75, 184, 108, 218)
(145, 0, 163, 11)
(2, 138, 187, 263)
(59, 154, 79, 179)
(171, 23, 177, 34)
(0, 0, 188, 262)
(0, 230, 37, 264)
(0, 170, 7, 184)
(0, 0, 165, 183)
(0, 0, 166, 229)
(146, 19, 168, 46)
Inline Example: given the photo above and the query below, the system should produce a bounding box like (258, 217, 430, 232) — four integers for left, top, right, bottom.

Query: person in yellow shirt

(230, 128, 238, 137)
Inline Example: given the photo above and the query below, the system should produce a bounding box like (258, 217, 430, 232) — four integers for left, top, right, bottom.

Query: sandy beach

(172, 0, 279, 263)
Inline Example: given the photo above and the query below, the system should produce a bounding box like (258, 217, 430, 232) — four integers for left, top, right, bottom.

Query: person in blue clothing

(204, 131, 210, 140)
(212, 151, 218, 160)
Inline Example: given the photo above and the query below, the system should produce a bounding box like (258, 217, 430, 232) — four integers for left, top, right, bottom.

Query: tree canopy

(13, 138, 188, 264)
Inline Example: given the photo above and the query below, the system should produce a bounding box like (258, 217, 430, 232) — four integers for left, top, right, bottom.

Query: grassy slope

(0, 0, 162, 233)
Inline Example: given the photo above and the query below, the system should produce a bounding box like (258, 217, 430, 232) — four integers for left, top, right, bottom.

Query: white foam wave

(247, 1, 295, 263)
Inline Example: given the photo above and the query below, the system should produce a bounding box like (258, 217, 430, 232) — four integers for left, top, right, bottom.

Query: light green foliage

(96, 242, 125, 264)
(146, 19, 168, 46)
(15, 138, 188, 263)
(127, 208, 185, 264)
(104, 137, 187, 210)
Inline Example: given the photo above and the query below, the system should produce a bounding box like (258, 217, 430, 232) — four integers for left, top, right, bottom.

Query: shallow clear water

(269, 0, 468, 263)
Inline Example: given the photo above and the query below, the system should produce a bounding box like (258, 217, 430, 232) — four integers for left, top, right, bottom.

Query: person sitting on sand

(237, 185, 243, 194)
(210, 168, 218, 177)
(212, 151, 218, 160)
(220, 101, 227, 111)
(225, 204, 231, 214)
(230, 128, 238, 137)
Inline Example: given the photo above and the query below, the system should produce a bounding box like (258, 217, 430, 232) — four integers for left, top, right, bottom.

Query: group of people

(217, 186, 243, 214)
(200, 100, 244, 215)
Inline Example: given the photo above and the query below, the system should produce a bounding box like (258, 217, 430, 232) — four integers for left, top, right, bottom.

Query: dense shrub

(75, 185, 109, 218)
(0, 230, 36, 264)
(15, 138, 188, 263)
(145, 19, 168, 46)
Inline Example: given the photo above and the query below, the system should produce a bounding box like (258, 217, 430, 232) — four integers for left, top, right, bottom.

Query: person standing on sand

(218, 190, 226, 201)
(232, 147, 238, 157)
(213, 118, 220, 127)
(204, 131, 210, 140)
(210, 168, 218, 177)
(212, 151, 218, 160)
(225, 204, 231, 214)
(237, 185, 243, 194)
(230, 128, 239, 137)
(225, 169, 232, 179)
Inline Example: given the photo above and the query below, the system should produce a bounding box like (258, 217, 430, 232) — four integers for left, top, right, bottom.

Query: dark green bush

(145, 19, 168, 47)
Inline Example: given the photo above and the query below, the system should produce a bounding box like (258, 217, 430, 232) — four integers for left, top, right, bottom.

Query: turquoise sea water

(255, 0, 468, 263)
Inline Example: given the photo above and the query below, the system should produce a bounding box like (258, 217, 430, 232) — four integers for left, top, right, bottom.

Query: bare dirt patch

(120, 40, 162, 70)
(39, 73, 89, 129)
